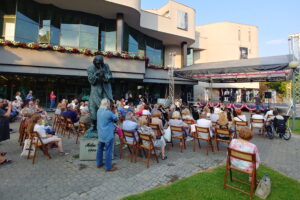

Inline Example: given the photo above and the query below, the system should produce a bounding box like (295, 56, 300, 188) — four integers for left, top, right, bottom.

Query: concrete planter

(79, 137, 114, 161)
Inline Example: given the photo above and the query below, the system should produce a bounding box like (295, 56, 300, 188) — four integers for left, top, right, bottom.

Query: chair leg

(229, 168, 233, 182)
(180, 140, 183, 153)
(193, 138, 196, 152)
(134, 146, 138, 163)
(224, 159, 229, 189)
(32, 145, 38, 164)
(206, 140, 209, 155)
(27, 139, 33, 160)
(198, 139, 201, 149)
(147, 149, 151, 168)
(153, 148, 159, 163)
(210, 140, 214, 152)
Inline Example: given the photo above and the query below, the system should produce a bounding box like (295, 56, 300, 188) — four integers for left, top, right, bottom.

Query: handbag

(163, 126, 171, 142)
(255, 174, 271, 199)
(20, 139, 36, 158)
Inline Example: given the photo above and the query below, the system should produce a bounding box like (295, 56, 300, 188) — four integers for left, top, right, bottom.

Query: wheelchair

(265, 115, 291, 140)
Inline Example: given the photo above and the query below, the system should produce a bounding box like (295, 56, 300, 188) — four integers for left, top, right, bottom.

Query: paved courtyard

(1, 120, 300, 200)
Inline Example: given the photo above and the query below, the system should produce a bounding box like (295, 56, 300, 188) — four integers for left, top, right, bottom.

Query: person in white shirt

(264, 107, 274, 121)
(15, 91, 23, 106)
(210, 107, 221, 122)
(122, 111, 139, 143)
(251, 110, 264, 128)
(196, 113, 213, 138)
(142, 105, 151, 116)
(233, 109, 247, 122)
(27, 114, 68, 155)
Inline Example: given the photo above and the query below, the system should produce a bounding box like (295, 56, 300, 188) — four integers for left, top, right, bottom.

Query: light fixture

(289, 61, 300, 69)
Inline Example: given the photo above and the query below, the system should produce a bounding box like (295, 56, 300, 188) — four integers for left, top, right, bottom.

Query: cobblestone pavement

(0, 120, 299, 200)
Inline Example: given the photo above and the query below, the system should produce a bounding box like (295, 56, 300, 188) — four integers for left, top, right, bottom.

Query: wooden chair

(76, 122, 87, 144)
(212, 122, 217, 127)
(214, 128, 232, 152)
(170, 126, 186, 152)
(27, 132, 52, 164)
(52, 114, 60, 131)
(194, 126, 214, 155)
(121, 130, 138, 162)
(57, 116, 67, 136)
(65, 118, 76, 139)
(234, 121, 248, 138)
(224, 147, 258, 200)
(183, 119, 195, 136)
(148, 123, 163, 137)
(137, 133, 159, 168)
(250, 118, 265, 136)
(18, 118, 27, 146)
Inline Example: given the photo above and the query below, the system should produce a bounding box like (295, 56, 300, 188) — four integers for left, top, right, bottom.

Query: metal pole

(292, 69, 296, 130)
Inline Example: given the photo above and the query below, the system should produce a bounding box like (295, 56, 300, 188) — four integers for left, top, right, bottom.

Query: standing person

(15, 91, 23, 106)
(0, 98, 11, 143)
(26, 90, 33, 105)
(254, 93, 262, 110)
(49, 91, 56, 110)
(96, 98, 118, 172)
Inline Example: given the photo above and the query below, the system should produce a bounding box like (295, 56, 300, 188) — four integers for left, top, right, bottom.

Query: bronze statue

(84, 55, 113, 138)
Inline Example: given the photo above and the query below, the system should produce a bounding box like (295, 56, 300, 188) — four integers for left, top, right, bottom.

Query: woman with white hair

(96, 98, 118, 172)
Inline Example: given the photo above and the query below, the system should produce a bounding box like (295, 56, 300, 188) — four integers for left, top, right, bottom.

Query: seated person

(229, 127, 260, 173)
(122, 111, 139, 143)
(151, 111, 164, 134)
(138, 118, 167, 160)
(181, 108, 194, 121)
(0, 152, 12, 165)
(233, 109, 247, 122)
(210, 108, 221, 123)
(217, 112, 229, 129)
(168, 111, 189, 138)
(142, 104, 151, 116)
(269, 110, 285, 135)
(251, 109, 264, 128)
(196, 113, 213, 138)
(62, 104, 80, 123)
(27, 114, 69, 155)
(264, 107, 274, 121)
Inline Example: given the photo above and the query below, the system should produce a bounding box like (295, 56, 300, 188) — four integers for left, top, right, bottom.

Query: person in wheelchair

(267, 110, 286, 138)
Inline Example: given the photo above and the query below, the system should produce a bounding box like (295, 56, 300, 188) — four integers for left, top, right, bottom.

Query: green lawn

(123, 164, 300, 200)
(289, 118, 300, 134)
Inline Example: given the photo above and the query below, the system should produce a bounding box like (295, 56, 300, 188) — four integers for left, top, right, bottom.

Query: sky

(141, 0, 300, 57)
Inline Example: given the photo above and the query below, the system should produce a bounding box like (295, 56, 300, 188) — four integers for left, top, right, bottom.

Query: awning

(174, 55, 293, 83)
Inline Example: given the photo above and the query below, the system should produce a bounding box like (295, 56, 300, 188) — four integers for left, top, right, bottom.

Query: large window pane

(60, 24, 80, 47)
(79, 24, 98, 49)
(2, 15, 16, 40)
(187, 48, 193, 66)
(128, 35, 138, 55)
(103, 31, 116, 51)
(39, 20, 50, 43)
(15, 12, 38, 42)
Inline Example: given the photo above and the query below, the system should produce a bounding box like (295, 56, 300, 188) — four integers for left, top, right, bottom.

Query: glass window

(128, 35, 138, 55)
(39, 20, 51, 43)
(187, 48, 194, 66)
(15, 12, 39, 42)
(240, 47, 248, 59)
(2, 15, 16, 40)
(79, 24, 98, 49)
(177, 10, 188, 30)
(60, 24, 80, 47)
(146, 45, 163, 66)
(100, 22, 116, 51)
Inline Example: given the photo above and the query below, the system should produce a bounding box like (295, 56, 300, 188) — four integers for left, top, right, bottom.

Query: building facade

(0, 0, 197, 104)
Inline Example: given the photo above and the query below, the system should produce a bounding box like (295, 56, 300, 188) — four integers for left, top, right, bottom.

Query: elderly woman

(181, 108, 194, 120)
(229, 127, 260, 175)
(27, 114, 69, 155)
(233, 109, 247, 122)
(168, 111, 189, 140)
(96, 98, 118, 172)
(151, 110, 164, 133)
(138, 118, 167, 160)
(123, 111, 139, 143)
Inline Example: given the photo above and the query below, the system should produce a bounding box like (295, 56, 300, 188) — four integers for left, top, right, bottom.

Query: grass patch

(123, 164, 300, 200)
(288, 118, 300, 134)
(72, 154, 79, 159)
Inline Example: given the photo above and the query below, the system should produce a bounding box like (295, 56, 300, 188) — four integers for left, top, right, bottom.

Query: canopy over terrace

(174, 55, 293, 83)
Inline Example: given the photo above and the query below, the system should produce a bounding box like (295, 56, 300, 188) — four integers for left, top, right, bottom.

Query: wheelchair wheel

(283, 128, 292, 140)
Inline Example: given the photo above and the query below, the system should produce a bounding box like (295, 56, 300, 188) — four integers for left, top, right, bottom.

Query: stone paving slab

(0, 120, 299, 200)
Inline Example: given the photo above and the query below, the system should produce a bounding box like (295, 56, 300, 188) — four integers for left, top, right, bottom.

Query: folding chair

(121, 130, 138, 162)
(214, 128, 232, 152)
(57, 116, 67, 136)
(224, 147, 258, 200)
(76, 122, 87, 144)
(137, 133, 159, 168)
(194, 126, 214, 155)
(27, 132, 52, 164)
(250, 118, 265, 136)
(65, 118, 76, 139)
(18, 118, 27, 146)
(234, 121, 248, 138)
(170, 126, 186, 152)
(52, 114, 60, 131)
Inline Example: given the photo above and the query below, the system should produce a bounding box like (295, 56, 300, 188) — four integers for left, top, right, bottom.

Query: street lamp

(289, 61, 300, 130)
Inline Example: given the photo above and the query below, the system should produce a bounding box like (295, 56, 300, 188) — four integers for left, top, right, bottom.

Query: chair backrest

(228, 147, 256, 163)
(212, 122, 217, 127)
(122, 129, 137, 144)
(215, 128, 231, 141)
(148, 123, 162, 136)
(138, 133, 154, 148)
(78, 122, 87, 134)
(183, 119, 195, 125)
(250, 118, 264, 124)
(31, 131, 44, 146)
(234, 121, 248, 127)
(195, 126, 210, 139)
(170, 125, 184, 132)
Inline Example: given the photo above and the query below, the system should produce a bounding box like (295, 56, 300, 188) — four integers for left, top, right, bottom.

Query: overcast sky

(142, 0, 300, 57)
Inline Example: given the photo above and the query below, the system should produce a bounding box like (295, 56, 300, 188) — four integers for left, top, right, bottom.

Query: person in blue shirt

(25, 90, 33, 105)
(62, 104, 79, 123)
(96, 98, 118, 172)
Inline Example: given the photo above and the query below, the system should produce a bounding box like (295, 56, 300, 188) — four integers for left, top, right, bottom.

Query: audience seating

(121, 130, 138, 162)
(18, 118, 28, 146)
(214, 128, 232, 152)
(27, 131, 52, 164)
(224, 147, 257, 200)
(65, 118, 76, 139)
(76, 122, 87, 144)
(234, 121, 248, 138)
(170, 126, 186, 153)
(137, 133, 159, 168)
(250, 118, 265, 136)
(194, 126, 214, 155)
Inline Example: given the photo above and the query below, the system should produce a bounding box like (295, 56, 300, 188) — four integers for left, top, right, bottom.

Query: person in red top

(49, 91, 56, 110)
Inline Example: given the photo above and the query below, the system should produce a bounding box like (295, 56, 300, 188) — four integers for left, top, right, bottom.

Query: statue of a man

(84, 55, 113, 137)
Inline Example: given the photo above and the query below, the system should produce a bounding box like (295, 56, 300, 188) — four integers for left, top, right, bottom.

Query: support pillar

(116, 13, 124, 52)
(181, 42, 187, 67)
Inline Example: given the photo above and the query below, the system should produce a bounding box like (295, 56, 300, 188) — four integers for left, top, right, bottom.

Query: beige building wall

(164, 46, 182, 68)
(193, 22, 258, 63)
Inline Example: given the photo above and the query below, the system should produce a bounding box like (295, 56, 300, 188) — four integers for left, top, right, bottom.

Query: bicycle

(265, 115, 291, 140)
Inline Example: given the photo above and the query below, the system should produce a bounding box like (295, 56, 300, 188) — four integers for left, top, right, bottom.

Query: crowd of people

(2, 90, 287, 178)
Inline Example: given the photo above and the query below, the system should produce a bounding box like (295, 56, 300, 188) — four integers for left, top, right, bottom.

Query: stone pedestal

(79, 137, 115, 161)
